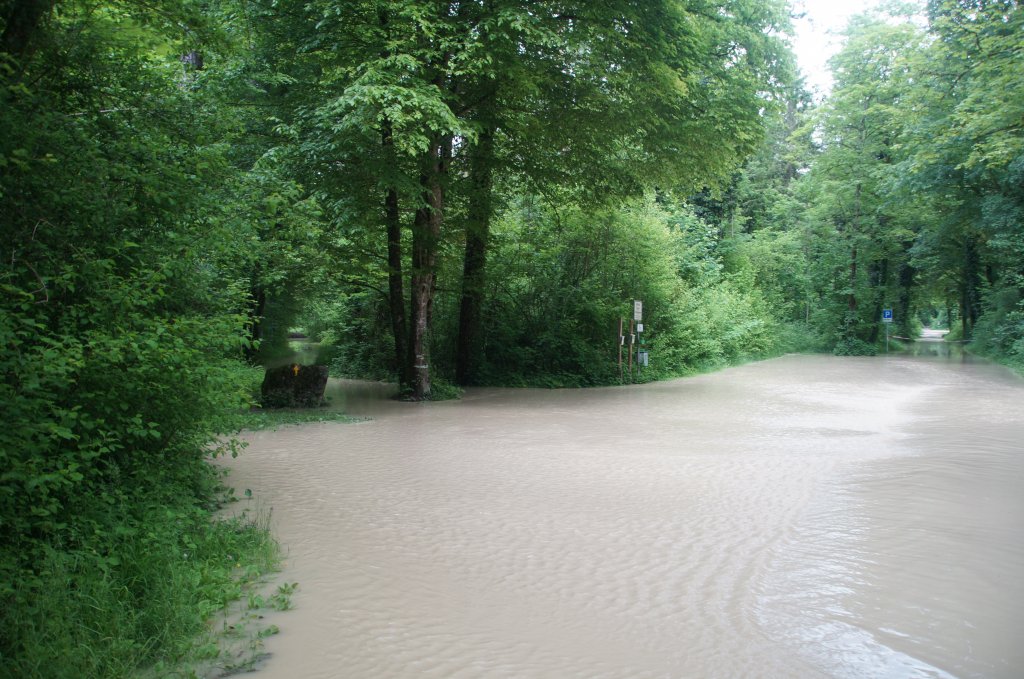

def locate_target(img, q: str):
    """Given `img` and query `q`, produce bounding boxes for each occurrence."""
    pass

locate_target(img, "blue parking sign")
[882,308,893,323]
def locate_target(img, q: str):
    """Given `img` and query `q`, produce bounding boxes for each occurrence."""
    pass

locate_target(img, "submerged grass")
[234,408,360,431]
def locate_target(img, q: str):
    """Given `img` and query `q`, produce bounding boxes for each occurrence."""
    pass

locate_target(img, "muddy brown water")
[224,351,1024,678]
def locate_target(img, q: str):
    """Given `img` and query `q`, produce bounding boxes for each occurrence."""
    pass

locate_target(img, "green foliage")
[727,229,812,323]
[758,1,1024,362]
[788,9,928,352]
[308,184,812,388]
[886,1,1022,352]
[399,377,463,402]
[971,294,1024,371]
[832,336,879,357]
[233,408,358,431]
[0,1,288,674]
[314,291,399,382]
[658,276,778,371]
[471,199,662,385]
[773,322,826,354]
[258,0,795,396]
[0,503,280,679]
[449,196,783,385]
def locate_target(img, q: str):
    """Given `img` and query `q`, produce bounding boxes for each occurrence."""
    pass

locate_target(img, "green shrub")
[398,377,463,401]
[0,503,279,679]
[833,337,878,356]
[0,14,283,675]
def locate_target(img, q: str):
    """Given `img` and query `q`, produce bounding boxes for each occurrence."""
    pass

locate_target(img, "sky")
[790,0,883,96]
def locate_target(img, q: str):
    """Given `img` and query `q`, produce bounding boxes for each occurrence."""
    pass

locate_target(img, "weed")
[234,408,359,431]
[269,582,299,611]
[1,505,285,679]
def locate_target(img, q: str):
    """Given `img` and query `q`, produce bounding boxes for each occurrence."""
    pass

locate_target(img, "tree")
[901,0,1023,347]
[452,0,795,384]
[1,1,288,672]
[262,0,792,396]
[796,9,926,351]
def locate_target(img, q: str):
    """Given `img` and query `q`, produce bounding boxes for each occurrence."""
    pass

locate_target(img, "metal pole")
[618,317,623,382]
[628,318,634,382]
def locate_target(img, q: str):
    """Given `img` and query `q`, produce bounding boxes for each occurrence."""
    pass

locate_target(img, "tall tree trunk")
[407,138,449,399]
[896,241,915,336]
[845,181,861,341]
[376,13,410,388]
[381,122,409,388]
[1,0,54,59]
[244,286,267,362]
[867,257,887,344]
[848,245,858,315]
[455,127,495,385]
[960,233,982,339]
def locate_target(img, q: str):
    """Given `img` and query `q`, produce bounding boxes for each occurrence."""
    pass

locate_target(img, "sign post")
[633,301,644,377]
[618,301,648,381]
[618,317,624,381]
[882,308,893,352]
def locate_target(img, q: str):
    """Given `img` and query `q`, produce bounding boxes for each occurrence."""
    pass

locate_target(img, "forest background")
[1,0,1021,676]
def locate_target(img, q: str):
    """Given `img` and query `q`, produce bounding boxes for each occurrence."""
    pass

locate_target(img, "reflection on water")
[225,353,1024,679]
[322,378,400,415]
[759,355,1024,679]
[901,330,968,361]
[906,340,965,359]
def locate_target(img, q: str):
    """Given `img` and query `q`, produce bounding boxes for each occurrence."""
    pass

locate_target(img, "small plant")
[269,582,299,611]
[257,625,280,639]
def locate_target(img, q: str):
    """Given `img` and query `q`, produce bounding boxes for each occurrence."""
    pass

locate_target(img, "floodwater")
[224,348,1024,678]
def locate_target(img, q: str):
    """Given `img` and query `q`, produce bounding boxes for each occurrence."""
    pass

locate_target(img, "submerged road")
[224,352,1024,678]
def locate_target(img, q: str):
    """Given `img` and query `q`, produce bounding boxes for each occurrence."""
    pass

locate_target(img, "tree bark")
[867,257,888,344]
[845,181,861,341]
[407,138,449,399]
[381,122,410,388]
[960,233,982,339]
[848,245,858,315]
[1,0,54,59]
[244,286,267,361]
[896,242,915,336]
[455,127,495,385]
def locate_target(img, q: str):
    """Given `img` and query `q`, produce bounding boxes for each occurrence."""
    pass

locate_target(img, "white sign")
[633,300,643,322]
[636,323,644,333]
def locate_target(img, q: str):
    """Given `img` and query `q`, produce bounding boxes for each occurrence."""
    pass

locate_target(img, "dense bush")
[308,194,803,388]
[971,293,1024,370]
[0,6,280,675]
[1,503,279,679]
[311,292,398,381]
[309,195,794,388]
[832,337,879,357]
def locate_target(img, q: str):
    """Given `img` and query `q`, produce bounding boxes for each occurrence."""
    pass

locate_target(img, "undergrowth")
[0,498,282,679]
[234,408,360,430]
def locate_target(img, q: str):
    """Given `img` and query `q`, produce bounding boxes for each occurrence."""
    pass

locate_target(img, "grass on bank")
[1,499,282,679]
[1,362,365,679]
[234,407,360,431]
